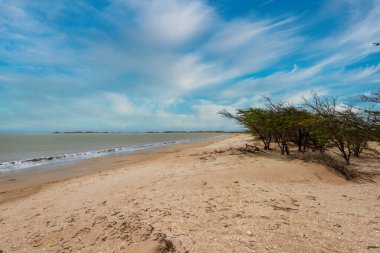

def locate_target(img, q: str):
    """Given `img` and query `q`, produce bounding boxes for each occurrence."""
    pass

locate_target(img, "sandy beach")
[0,134,379,252]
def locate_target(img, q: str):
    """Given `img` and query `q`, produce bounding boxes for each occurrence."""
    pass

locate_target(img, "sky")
[0,0,379,133]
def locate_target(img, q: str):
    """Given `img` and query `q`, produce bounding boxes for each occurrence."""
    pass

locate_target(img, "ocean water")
[0,132,225,173]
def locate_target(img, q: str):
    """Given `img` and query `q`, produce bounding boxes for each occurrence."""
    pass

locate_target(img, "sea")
[0,132,225,173]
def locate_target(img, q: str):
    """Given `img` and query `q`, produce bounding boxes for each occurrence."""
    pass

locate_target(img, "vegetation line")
[220,91,380,180]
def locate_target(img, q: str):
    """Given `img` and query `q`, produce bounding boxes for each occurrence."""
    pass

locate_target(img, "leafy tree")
[219,108,274,150]
[261,97,316,155]
[220,92,379,163]
[220,100,314,155]
[303,93,376,164]
[359,89,380,140]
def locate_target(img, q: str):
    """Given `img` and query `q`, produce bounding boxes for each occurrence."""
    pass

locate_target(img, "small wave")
[0,136,220,173]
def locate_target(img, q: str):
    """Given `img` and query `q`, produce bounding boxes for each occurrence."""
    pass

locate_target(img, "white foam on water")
[0,136,222,173]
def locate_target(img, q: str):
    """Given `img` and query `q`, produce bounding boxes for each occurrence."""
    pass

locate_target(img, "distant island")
[52,130,239,134]
[52,131,115,134]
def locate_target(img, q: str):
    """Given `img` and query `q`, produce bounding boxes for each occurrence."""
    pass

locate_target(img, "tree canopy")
[220,93,379,164]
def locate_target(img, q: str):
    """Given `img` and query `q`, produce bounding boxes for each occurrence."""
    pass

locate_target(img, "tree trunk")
[284,143,290,155]
[277,141,284,155]
[298,129,302,151]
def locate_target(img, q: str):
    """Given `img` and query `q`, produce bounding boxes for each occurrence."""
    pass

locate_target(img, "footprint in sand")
[305,195,317,201]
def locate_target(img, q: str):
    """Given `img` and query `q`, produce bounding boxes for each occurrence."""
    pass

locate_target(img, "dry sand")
[0,134,379,252]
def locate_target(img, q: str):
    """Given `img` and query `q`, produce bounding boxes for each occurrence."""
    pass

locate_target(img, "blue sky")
[0,0,379,132]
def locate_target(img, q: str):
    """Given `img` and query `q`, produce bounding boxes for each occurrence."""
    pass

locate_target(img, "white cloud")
[0,0,302,98]
[122,0,215,46]
[169,54,235,92]
[286,89,327,105]
[201,17,303,74]
[218,0,380,103]
[1,0,379,132]
[336,1,380,48]
[104,92,150,116]
[154,100,241,131]
[340,64,380,83]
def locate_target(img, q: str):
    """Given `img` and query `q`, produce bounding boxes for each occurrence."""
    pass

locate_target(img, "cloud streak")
[0,0,379,132]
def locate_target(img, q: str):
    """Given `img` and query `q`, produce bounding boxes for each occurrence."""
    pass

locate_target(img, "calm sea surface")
[0,132,225,172]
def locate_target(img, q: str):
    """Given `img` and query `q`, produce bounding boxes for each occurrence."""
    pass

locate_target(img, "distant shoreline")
[0,134,233,204]
[52,130,242,134]
[0,132,228,173]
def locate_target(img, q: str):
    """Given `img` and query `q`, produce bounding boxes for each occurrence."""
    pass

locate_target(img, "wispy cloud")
[0,0,379,132]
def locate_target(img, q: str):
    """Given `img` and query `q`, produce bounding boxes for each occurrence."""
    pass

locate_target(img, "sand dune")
[0,134,379,252]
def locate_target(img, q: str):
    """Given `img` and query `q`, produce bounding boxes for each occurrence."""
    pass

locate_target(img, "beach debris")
[154,233,176,253]
[242,143,261,153]
[296,152,375,181]
[271,204,298,212]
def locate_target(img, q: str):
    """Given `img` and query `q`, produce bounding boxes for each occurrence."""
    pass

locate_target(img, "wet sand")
[0,136,228,205]
[0,134,379,252]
